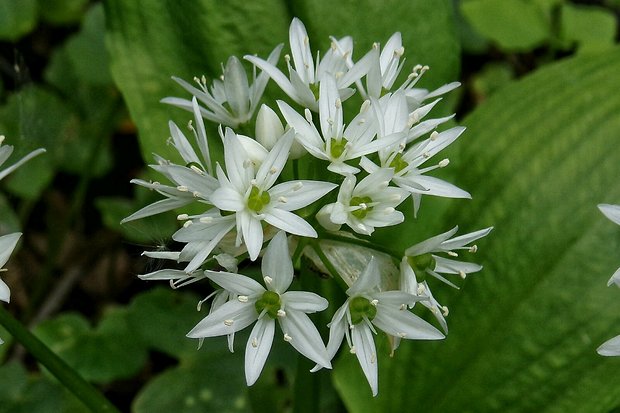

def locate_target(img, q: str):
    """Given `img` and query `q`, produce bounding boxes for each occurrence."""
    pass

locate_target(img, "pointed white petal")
[0,278,10,303]
[224,56,250,118]
[277,101,324,152]
[599,204,620,225]
[187,300,257,338]
[262,231,293,293]
[404,227,459,256]
[373,305,444,340]
[269,180,337,211]
[245,55,300,103]
[282,291,328,312]
[263,208,317,238]
[351,323,378,396]
[434,256,483,275]
[206,270,264,296]
[399,175,471,199]
[0,233,21,268]
[241,212,264,261]
[255,130,293,190]
[347,257,380,296]
[607,267,620,287]
[440,227,493,250]
[0,148,46,181]
[245,317,275,385]
[289,18,314,84]
[210,187,245,212]
[279,310,331,369]
[598,334,620,356]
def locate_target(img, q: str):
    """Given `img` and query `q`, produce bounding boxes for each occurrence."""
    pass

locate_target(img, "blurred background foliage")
[0,0,619,411]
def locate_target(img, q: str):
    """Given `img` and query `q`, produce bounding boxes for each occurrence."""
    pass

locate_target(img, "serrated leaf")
[461,0,550,51]
[334,47,620,412]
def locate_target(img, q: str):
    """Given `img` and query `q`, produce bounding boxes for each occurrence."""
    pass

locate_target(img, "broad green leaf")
[125,287,203,359]
[0,0,38,41]
[461,0,550,51]
[0,362,88,413]
[560,4,617,53]
[35,309,148,383]
[104,0,291,163]
[334,47,620,412]
[37,0,88,25]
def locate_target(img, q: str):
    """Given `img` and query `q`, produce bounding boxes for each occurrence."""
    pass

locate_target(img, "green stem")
[0,306,120,413]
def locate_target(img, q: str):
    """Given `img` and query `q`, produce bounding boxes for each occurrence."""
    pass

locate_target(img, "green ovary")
[255,290,281,319]
[329,138,348,159]
[350,196,373,219]
[247,185,271,212]
[389,153,408,173]
[348,296,377,325]
[408,253,436,273]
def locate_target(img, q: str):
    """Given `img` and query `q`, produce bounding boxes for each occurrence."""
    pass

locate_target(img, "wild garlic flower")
[187,231,332,385]
[245,18,368,111]
[314,257,444,396]
[162,48,282,129]
[597,204,620,356]
[279,74,401,175]
[210,128,336,260]
[317,168,408,235]
[404,226,493,288]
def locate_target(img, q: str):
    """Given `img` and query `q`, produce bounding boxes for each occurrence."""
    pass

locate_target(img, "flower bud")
[256,104,284,150]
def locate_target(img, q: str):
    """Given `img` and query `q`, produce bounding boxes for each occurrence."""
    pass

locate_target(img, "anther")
[442,306,449,316]
[277,309,286,317]
[183,221,193,228]
[335,98,342,109]
[284,333,293,342]
[177,185,189,192]
[284,54,291,63]
[384,207,395,214]
[417,284,426,295]
[269,167,277,174]
[293,182,303,190]
[304,108,313,123]
[190,165,205,175]
[192,191,201,197]
[469,245,478,253]
[199,216,213,224]
[397,332,407,338]
[439,159,450,168]
[251,338,258,347]
[447,251,458,257]
[224,319,234,326]
[459,271,467,279]
[278,196,287,203]
[263,276,273,285]
[350,346,356,354]
[238,295,249,303]
[430,131,439,141]
[370,299,379,306]
[177,214,189,220]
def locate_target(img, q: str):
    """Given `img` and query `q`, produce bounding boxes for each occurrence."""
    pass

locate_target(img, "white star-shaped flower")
[317,168,408,235]
[404,226,493,288]
[210,128,337,260]
[162,47,282,129]
[314,257,443,396]
[187,231,332,385]
[245,18,369,111]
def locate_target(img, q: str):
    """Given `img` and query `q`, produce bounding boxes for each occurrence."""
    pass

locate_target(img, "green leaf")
[461,0,550,51]
[37,0,88,25]
[0,362,88,413]
[0,0,38,41]
[125,287,203,359]
[334,47,620,412]
[34,310,148,384]
[560,4,617,53]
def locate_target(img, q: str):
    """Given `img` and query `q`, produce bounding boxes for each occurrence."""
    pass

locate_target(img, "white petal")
[224,56,250,118]
[269,180,337,211]
[289,18,314,85]
[607,267,620,287]
[598,334,620,356]
[245,317,275,385]
[404,227,459,256]
[399,175,471,199]
[241,212,264,261]
[351,323,378,396]
[440,227,493,250]
[318,74,341,140]
[599,204,620,226]
[262,231,293,293]
[263,208,317,238]
[311,304,347,373]
[245,54,300,103]
[0,148,46,181]
[187,300,257,338]
[255,130,293,190]
[434,256,483,275]
[279,309,331,369]
[210,187,245,212]
[0,233,21,268]
[347,257,380,296]
[282,291,328,312]
[277,101,324,152]
[373,291,420,307]
[206,270,265,296]
[373,305,445,340]
[0,278,10,303]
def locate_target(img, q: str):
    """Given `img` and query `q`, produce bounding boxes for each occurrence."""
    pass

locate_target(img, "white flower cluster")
[126,18,492,395]
[0,135,45,344]
[597,204,620,356]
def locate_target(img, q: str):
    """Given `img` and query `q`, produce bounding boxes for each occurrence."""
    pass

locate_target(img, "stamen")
[278,196,287,203]
[190,165,205,175]
[284,333,293,342]
[335,98,342,109]
[192,191,201,197]
[238,295,249,303]
[277,309,286,317]
[293,182,303,191]
[370,353,377,364]
[304,108,313,123]
[370,299,379,306]
[200,216,213,224]
[183,221,193,228]
[439,158,450,168]
[459,271,467,279]
[417,284,426,295]
[263,276,273,285]
[430,131,439,141]
[397,332,407,338]
[447,251,458,257]
[177,185,189,192]
[442,306,450,316]
[251,337,258,347]
[224,319,234,327]
[350,346,356,354]
[469,245,478,253]
[284,54,291,63]
[177,214,189,221]
[269,167,277,174]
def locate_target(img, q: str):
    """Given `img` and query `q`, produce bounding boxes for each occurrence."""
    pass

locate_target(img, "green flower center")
[328,138,348,159]
[389,153,409,173]
[350,196,373,219]
[255,290,281,319]
[247,185,271,213]
[408,253,436,273]
[348,296,377,325]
